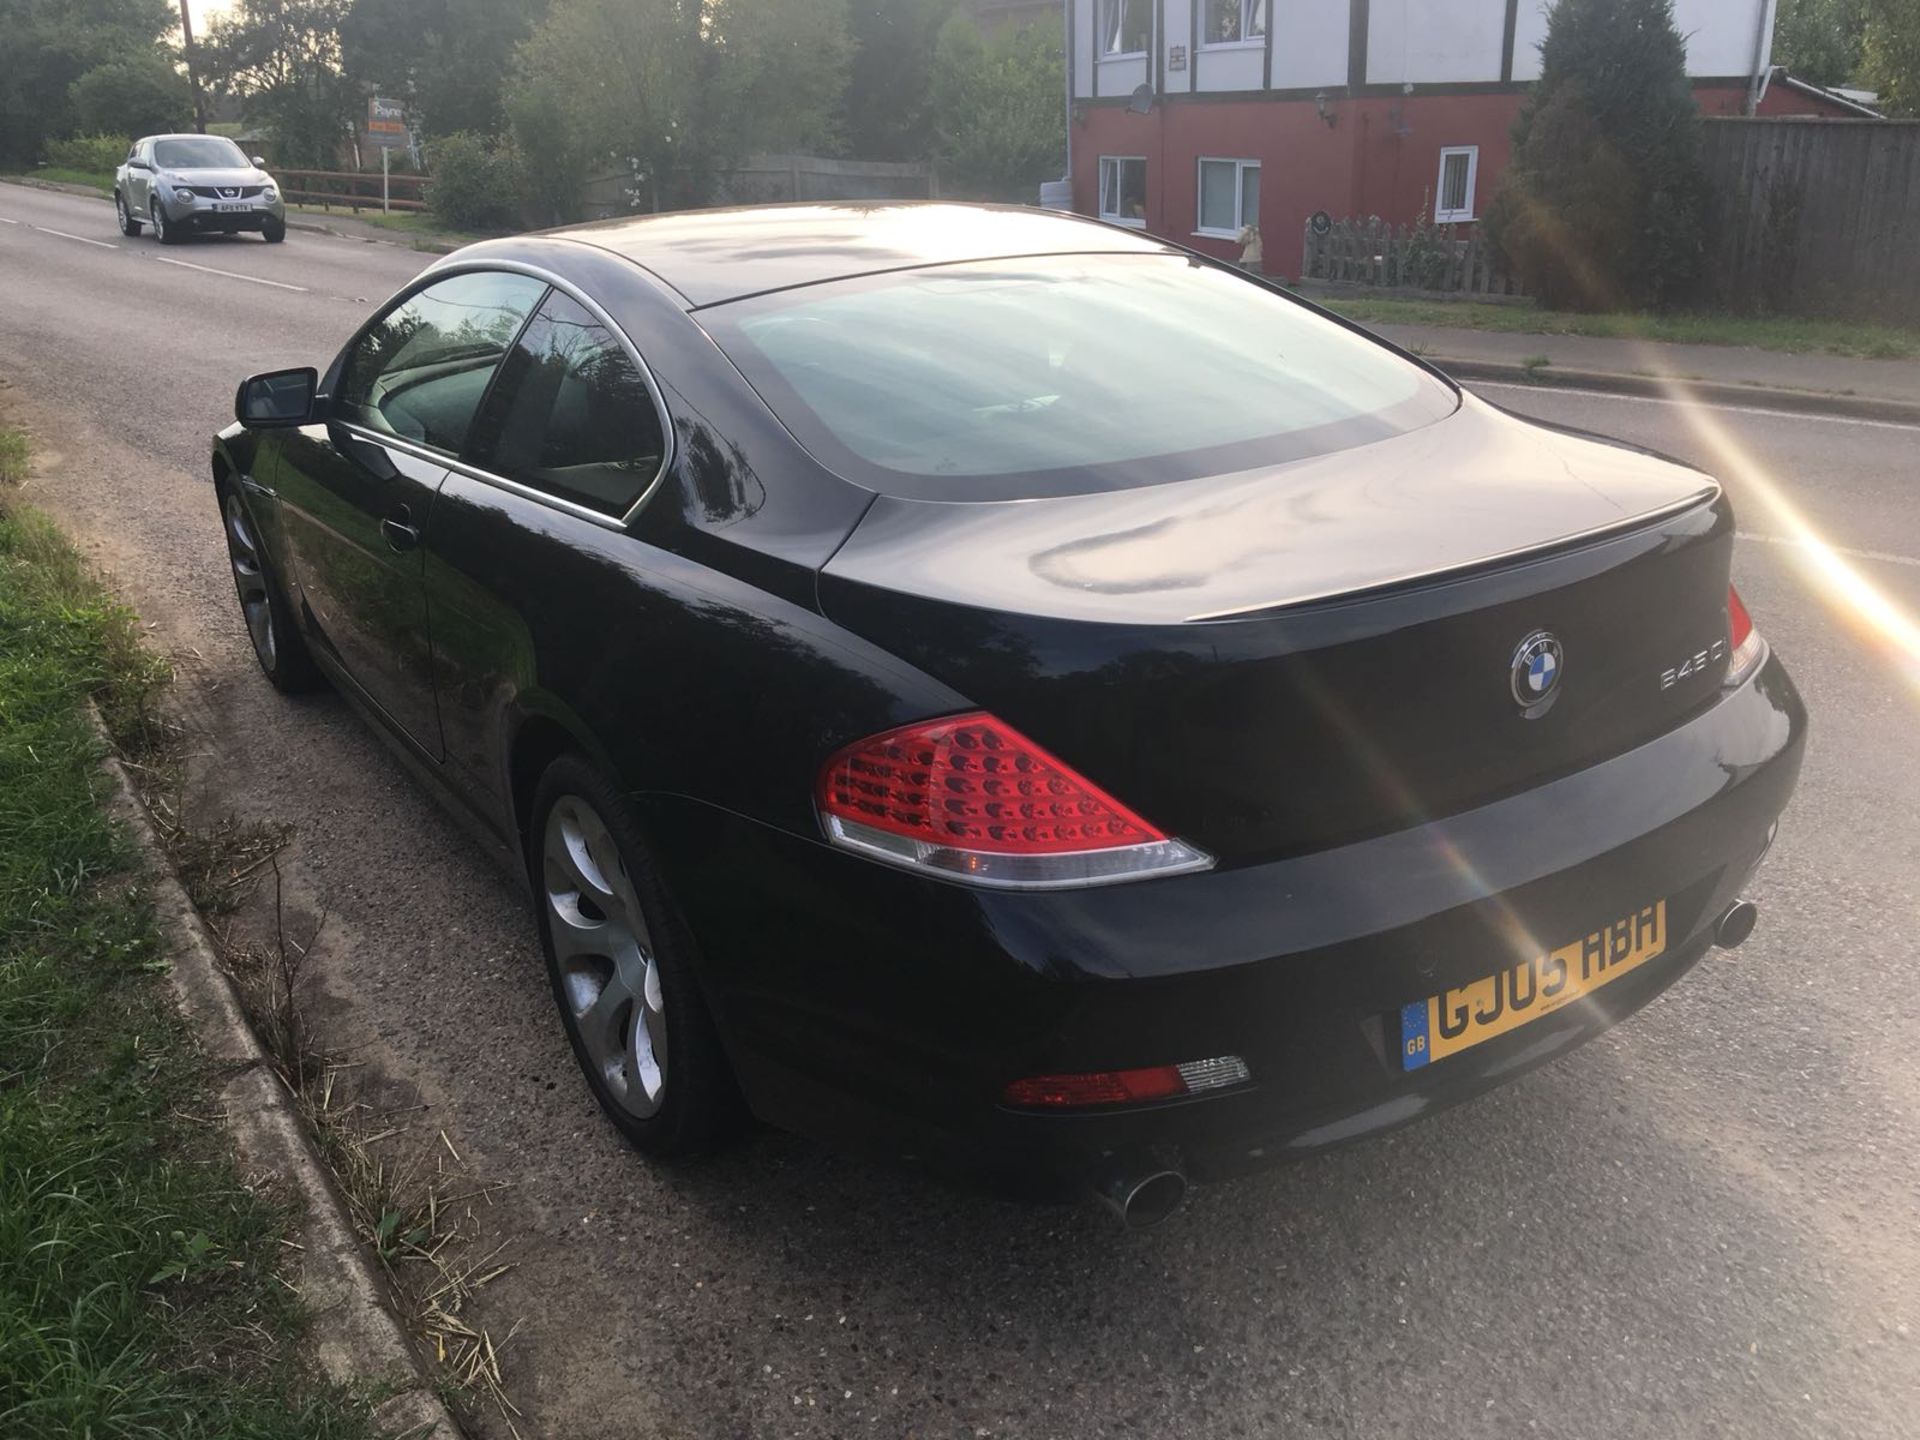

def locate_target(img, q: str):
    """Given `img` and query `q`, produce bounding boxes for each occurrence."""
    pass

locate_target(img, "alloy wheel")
[222,493,275,667]
[543,795,668,1118]
[150,201,165,242]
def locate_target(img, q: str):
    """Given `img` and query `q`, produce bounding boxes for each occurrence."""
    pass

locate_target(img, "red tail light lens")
[816,713,1213,889]
[1002,1056,1251,1109]
[1726,584,1764,684]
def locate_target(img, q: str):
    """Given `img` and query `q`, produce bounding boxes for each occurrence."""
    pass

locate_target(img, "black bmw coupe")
[213,204,1805,1226]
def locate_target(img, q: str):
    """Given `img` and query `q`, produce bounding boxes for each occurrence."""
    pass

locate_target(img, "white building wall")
[1166,0,1195,92]
[1513,0,1769,82]
[1271,0,1351,90]
[1510,0,1550,83]
[1366,0,1505,84]
[1074,0,1097,97]
[1072,0,1774,99]
[1672,0,1770,76]
[1195,42,1266,93]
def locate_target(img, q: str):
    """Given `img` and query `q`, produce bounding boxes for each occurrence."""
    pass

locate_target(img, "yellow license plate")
[1400,900,1667,1070]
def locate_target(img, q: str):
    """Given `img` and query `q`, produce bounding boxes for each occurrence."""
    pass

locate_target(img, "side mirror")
[252,155,267,167]
[128,158,150,171]
[236,367,318,427]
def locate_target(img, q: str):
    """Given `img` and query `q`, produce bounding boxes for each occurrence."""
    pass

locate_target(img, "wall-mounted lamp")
[1314,91,1338,128]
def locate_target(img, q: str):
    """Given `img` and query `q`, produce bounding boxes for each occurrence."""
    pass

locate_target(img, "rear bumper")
[644,652,1806,1199]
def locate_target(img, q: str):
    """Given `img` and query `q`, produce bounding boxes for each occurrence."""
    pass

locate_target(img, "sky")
[185,0,234,37]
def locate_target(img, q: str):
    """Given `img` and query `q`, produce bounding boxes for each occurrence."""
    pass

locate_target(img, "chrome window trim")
[336,257,678,532]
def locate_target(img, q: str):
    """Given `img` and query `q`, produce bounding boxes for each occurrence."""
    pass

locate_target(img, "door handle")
[381,505,420,553]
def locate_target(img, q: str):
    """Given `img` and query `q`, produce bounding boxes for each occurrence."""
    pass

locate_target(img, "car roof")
[548,202,1176,309]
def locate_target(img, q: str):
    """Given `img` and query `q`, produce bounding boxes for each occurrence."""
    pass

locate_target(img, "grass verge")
[1320,296,1920,362]
[286,205,494,247]
[0,424,377,1439]
[5,167,115,195]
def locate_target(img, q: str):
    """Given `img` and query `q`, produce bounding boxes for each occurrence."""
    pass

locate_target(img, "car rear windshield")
[154,137,248,169]
[698,253,1458,501]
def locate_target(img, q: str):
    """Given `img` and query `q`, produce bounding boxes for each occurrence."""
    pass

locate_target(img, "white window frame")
[1434,146,1480,225]
[1099,156,1148,227]
[1193,156,1259,239]
[1100,0,1151,58]
[1200,0,1267,49]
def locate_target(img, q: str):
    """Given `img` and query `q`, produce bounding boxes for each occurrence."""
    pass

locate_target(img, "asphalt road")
[3,182,1915,1440]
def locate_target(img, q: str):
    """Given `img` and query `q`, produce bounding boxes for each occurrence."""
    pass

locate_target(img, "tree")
[0,0,175,164]
[1863,0,1920,113]
[842,0,957,160]
[1773,0,1868,87]
[507,0,852,216]
[70,53,193,139]
[930,15,1064,202]
[203,0,358,168]
[1483,0,1708,312]
[341,0,545,141]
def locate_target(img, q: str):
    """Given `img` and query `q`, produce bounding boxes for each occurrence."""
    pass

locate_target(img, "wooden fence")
[578,153,934,219]
[276,168,428,214]
[1300,217,1523,297]
[1698,117,1920,322]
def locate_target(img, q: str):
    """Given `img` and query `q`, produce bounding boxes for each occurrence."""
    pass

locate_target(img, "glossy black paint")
[210,205,1807,1197]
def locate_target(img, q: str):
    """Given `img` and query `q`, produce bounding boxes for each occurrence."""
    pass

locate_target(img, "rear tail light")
[1726,584,1765,684]
[816,712,1213,889]
[1002,1056,1251,1109]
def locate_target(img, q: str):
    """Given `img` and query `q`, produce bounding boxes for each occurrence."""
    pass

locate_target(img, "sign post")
[366,98,410,214]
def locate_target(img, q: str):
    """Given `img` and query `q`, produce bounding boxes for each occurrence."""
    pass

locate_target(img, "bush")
[69,54,192,141]
[1485,0,1708,312]
[424,131,526,231]
[44,133,129,173]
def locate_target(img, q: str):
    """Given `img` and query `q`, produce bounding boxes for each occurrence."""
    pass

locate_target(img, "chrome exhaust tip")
[1714,899,1758,950]
[1092,1155,1188,1230]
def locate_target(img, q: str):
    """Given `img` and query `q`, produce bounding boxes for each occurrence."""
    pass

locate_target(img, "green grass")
[0,429,376,1440]
[1320,296,1920,361]
[286,204,494,245]
[7,167,115,195]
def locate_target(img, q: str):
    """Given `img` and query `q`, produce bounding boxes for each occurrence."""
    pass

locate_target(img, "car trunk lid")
[817,398,1733,864]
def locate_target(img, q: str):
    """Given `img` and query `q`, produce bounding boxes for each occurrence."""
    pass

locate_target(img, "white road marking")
[1472,379,1920,433]
[0,217,19,224]
[151,255,309,292]
[1738,531,1920,570]
[34,226,116,249]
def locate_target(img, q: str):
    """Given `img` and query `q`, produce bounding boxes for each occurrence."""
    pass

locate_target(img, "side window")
[465,290,667,517]
[334,270,548,455]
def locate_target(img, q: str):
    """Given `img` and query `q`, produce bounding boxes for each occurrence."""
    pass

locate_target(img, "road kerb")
[1435,356,1920,425]
[89,706,461,1438]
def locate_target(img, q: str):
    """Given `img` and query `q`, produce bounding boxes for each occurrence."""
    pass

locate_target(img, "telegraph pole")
[178,0,208,133]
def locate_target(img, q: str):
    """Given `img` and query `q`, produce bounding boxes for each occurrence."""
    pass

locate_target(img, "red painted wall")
[1073,82,1858,279]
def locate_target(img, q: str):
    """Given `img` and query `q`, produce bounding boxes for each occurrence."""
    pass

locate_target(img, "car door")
[124,141,152,210]
[273,268,550,756]
[421,285,675,817]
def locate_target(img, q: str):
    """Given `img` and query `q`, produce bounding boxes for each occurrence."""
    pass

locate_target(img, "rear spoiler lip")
[1184,484,1722,624]
[1190,485,1720,625]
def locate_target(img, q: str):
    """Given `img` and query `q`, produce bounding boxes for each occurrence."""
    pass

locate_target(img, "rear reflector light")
[1002,1056,1251,1109]
[1726,584,1765,684]
[816,713,1213,889]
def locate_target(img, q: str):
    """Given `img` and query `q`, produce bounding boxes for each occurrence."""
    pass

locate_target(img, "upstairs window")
[1101,0,1151,56]
[1204,0,1267,46]
[1435,146,1479,224]
[1098,156,1147,226]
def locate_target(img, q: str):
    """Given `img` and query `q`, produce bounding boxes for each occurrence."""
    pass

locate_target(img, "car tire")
[150,199,181,245]
[219,485,322,693]
[262,218,286,244]
[115,192,141,236]
[530,754,743,1157]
